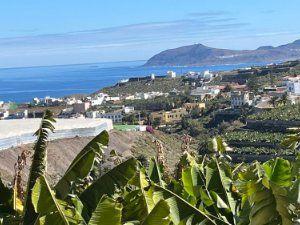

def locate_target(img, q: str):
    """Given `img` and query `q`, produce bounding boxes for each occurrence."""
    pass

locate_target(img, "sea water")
[0,60,263,103]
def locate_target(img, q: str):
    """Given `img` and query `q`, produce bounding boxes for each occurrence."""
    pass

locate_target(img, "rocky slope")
[144,39,300,66]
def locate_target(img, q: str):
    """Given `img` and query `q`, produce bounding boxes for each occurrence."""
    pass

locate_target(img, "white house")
[150,73,156,80]
[201,70,213,80]
[191,86,220,100]
[0,110,9,120]
[167,71,176,78]
[99,110,123,123]
[89,93,108,106]
[231,91,252,108]
[286,81,300,95]
[123,106,135,114]
[106,96,120,102]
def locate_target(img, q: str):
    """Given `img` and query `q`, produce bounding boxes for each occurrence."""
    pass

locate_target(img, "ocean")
[0,60,262,103]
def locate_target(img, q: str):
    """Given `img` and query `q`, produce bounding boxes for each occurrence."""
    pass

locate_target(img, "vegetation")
[224,131,286,145]
[248,104,300,121]
[101,77,187,96]
[0,111,299,225]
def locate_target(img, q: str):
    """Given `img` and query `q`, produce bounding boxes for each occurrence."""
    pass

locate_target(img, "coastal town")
[1,61,300,123]
[1,60,300,153]
[1,1,300,224]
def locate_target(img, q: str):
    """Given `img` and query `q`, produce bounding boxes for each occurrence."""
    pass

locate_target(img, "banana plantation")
[0,110,299,225]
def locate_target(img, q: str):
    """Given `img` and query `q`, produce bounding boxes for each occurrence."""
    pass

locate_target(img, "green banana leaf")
[141,200,170,225]
[151,184,220,225]
[55,131,109,199]
[80,158,138,217]
[31,176,69,225]
[148,158,165,187]
[88,196,122,225]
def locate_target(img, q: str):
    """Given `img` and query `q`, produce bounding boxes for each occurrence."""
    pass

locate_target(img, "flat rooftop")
[0,118,112,139]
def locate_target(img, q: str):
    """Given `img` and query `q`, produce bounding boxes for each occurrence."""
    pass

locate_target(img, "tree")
[246,77,259,93]
[123,114,138,125]
[152,117,162,127]
[223,84,233,93]
[269,96,279,108]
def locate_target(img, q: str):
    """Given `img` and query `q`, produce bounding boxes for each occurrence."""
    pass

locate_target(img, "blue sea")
[0,60,262,103]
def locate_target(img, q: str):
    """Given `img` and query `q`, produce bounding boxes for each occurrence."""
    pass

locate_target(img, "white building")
[99,110,123,123]
[0,101,4,107]
[44,96,63,106]
[286,81,300,95]
[124,95,136,101]
[167,71,176,78]
[88,93,108,106]
[123,106,135,114]
[200,70,213,80]
[0,111,9,120]
[106,96,120,102]
[150,73,156,80]
[231,91,252,108]
[190,86,220,100]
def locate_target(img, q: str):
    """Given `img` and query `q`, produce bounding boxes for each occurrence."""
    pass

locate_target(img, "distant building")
[231,91,252,108]
[190,86,220,100]
[183,102,205,112]
[73,102,91,114]
[0,110,9,120]
[87,93,108,106]
[167,70,176,78]
[123,106,135,114]
[99,110,123,123]
[150,108,187,124]
[43,96,63,106]
[286,81,300,95]
[198,70,214,81]
[0,101,4,108]
[150,73,156,80]
[124,95,135,100]
[106,96,120,102]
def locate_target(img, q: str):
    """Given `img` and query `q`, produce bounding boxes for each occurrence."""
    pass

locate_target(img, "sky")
[0,0,300,68]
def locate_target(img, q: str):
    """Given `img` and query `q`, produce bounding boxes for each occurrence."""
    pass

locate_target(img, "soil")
[0,130,188,186]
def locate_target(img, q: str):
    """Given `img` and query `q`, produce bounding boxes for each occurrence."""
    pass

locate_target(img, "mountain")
[144,39,300,66]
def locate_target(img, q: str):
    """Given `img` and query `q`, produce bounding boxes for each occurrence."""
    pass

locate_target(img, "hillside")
[0,130,188,185]
[144,39,300,66]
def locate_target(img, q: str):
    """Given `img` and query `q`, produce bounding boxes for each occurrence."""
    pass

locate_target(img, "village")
[1,61,300,128]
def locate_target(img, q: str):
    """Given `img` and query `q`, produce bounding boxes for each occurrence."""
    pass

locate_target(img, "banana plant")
[23,110,55,225]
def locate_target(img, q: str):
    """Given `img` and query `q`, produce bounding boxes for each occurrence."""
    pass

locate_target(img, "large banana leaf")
[80,158,138,217]
[205,159,237,224]
[88,196,122,225]
[181,165,204,199]
[31,176,69,225]
[55,131,109,199]
[23,110,55,225]
[237,161,295,225]
[141,200,170,225]
[263,158,292,187]
[151,184,221,225]
[148,158,165,187]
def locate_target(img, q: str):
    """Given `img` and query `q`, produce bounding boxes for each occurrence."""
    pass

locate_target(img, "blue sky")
[0,0,300,68]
